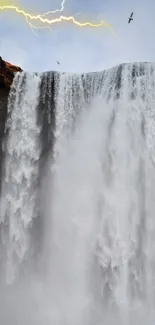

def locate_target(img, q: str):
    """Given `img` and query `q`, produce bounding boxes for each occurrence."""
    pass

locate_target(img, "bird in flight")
[57,61,60,65]
[128,12,133,23]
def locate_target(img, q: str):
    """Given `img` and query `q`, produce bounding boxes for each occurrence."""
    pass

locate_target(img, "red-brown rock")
[0,57,22,93]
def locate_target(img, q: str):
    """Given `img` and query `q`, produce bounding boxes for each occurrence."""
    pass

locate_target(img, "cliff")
[0,57,22,91]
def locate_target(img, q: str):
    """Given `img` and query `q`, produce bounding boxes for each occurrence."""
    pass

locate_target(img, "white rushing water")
[1,63,155,324]
[44,63,155,325]
[0,72,42,284]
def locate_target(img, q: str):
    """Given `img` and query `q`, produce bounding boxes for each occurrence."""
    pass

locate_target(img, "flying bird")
[128,12,133,23]
[57,61,60,65]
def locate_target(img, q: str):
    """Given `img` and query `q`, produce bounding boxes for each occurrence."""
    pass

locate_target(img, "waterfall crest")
[0,63,155,324]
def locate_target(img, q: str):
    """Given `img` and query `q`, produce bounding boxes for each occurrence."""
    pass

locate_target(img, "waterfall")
[0,72,41,283]
[0,62,155,324]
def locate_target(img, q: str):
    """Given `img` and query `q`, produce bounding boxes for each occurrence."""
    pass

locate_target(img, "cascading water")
[0,72,42,283]
[0,62,155,324]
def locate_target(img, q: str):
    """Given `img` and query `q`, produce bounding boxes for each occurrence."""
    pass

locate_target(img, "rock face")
[0,57,22,185]
[0,57,22,92]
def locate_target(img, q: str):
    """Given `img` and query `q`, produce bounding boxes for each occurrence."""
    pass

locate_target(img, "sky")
[0,0,154,73]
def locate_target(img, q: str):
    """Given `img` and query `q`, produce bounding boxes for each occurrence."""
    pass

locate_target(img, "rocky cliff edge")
[0,57,22,94]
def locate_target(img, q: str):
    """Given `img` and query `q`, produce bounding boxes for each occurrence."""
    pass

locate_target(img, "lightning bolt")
[25,0,66,35]
[39,0,65,17]
[0,1,116,36]
[26,0,66,35]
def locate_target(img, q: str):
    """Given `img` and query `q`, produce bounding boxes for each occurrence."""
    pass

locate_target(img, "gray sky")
[0,0,154,72]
